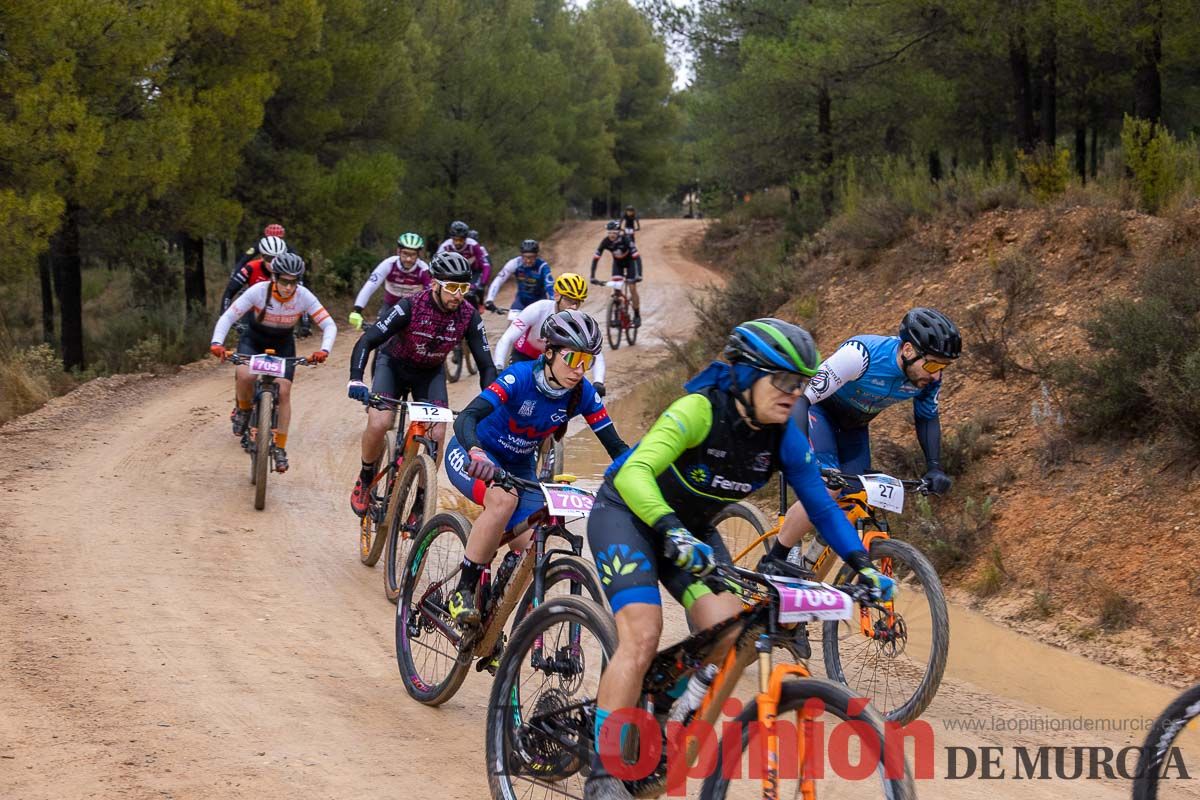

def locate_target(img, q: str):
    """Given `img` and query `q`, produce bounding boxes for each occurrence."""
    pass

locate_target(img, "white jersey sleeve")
[804,339,870,404]
[211,282,269,344]
[485,256,522,305]
[355,259,394,309]
[593,350,607,384]
[300,287,337,353]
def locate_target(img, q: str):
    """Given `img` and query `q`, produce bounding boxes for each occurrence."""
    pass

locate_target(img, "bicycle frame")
[410,497,592,668]
[729,472,900,656]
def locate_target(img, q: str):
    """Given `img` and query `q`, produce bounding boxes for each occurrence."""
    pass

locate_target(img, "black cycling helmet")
[449,220,470,238]
[541,310,603,355]
[519,239,540,254]
[899,307,961,360]
[269,252,306,278]
[724,318,821,376]
[605,220,621,231]
[429,251,472,282]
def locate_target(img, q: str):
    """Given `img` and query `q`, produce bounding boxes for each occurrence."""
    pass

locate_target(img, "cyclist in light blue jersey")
[761,307,961,570]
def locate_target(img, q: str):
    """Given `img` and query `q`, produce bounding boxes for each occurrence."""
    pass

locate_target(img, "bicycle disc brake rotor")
[515,688,583,779]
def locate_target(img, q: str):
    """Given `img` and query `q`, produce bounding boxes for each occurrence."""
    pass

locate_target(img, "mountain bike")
[1133,681,1200,799]
[355,394,450,608]
[484,561,915,800]
[593,277,637,349]
[447,287,485,383]
[396,469,605,707]
[716,468,949,725]
[227,352,312,511]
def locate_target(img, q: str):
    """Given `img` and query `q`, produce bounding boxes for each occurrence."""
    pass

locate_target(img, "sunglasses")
[274,277,299,288]
[559,350,596,371]
[768,371,809,394]
[437,280,471,295]
[920,357,950,374]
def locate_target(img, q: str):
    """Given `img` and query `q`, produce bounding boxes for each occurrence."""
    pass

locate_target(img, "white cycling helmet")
[258,235,288,257]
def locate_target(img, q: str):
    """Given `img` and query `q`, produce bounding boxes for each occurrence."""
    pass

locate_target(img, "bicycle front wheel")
[253,391,273,510]
[447,344,464,383]
[699,677,915,799]
[396,511,472,706]
[713,501,772,564]
[384,453,438,603]
[1133,682,1200,800]
[823,537,948,725]
[486,595,617,800]
[606,297,622,350]
[536,437,566,482]
[625,296,638,346]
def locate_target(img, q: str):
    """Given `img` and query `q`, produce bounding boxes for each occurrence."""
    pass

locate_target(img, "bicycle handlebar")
[819,467,929,495]
[360,393,458,415]
[709,560,886,609]
[227,353,314,367]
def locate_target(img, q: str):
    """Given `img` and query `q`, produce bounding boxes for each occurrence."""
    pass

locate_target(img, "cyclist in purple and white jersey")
[436,220,492,293]
[348,232,430,330]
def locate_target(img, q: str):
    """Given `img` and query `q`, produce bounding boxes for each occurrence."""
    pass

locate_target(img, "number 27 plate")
[248,354,285,376]
[860,473,904,513]
[541,485,596,518]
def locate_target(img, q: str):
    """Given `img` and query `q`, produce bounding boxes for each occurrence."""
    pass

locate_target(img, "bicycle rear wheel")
[384,453,438,603]
[465,344,477,375]
[486,595,617,800]
[699,677,915,799]
[606,297,622,350]
[253,391,273,510]
[396,511,472,706]
[358,430,394,566]
[1133,681,1200,800]
[823,537,948,725]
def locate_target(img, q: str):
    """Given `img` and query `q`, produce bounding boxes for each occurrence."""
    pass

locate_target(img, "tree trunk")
[38,251,55,345]
[928,148,943,183]
[50,203,84,370]
[1039,26,1057,146]
[1009,29,1036,152]
[220,238,229,268]
[180,233,206,317]
[1133,0,1163,124]
[1075,125,1087,184]
[817,83,834,216]
[1090,125,1099,179]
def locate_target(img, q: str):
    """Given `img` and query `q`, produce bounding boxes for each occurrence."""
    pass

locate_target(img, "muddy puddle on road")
[561,378,1198,785]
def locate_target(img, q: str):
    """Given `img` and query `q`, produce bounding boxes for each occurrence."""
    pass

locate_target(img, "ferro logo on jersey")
[712,475,752,492]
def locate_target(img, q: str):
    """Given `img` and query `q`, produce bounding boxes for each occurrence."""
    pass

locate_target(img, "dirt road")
[0,220,1192,799]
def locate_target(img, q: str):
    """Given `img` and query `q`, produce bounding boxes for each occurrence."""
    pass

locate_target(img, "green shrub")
[1056,256,1200,441]
[1081,207,1129,251]
[893,493,994,574]
[971,547,1008,597]
[1098,585,1137,631]
[0,343,59,423]
[1016,145,1072,203]
[1121,116,1199,213]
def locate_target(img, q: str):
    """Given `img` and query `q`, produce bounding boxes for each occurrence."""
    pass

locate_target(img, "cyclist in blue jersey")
[444,310,629,627]
[762,307,962,569]
[483,239,554,314]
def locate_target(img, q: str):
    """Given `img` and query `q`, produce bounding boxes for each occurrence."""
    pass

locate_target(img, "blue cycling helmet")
[724,318,820,376]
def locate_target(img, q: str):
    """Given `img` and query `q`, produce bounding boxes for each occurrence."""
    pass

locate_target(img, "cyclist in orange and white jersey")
[209,253,337,472]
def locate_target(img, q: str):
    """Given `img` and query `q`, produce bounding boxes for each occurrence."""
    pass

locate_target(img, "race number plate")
[541,484,596,518]
[767,579,854,623]
[248,354,286,377]
[406,403,454,423]
[860,473,905,513]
